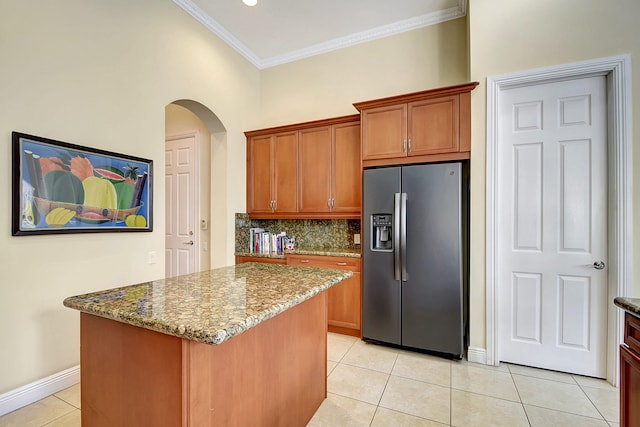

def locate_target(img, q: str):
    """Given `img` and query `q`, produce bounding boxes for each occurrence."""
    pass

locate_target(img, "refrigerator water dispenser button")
[371,214,393,252]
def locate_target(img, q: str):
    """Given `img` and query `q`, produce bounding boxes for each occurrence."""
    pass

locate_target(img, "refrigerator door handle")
[394,192,401,281]
[400,192,408,281]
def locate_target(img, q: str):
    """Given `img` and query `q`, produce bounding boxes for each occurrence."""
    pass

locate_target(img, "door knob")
[183,240,194,246]
[592,261,605,270]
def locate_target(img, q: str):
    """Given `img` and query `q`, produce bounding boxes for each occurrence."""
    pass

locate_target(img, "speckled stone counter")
[235,247,361,259]
[63,262,352,345]
[614,297,640,317]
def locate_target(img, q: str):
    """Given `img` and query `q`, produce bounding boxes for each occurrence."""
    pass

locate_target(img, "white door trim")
[485,54,633,385]
[165,130,201,274]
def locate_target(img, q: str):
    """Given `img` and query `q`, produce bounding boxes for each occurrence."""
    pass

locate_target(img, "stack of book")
[249,228,291,255]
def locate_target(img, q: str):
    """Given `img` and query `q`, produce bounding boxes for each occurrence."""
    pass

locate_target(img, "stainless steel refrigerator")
[362,162,468,358]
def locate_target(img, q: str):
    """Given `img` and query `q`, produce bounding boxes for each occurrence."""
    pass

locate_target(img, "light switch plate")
[354,233,361,245]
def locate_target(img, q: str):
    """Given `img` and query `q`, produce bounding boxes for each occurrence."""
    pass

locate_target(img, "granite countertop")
[614,297,640,317]
[63,263,352,345]
[236,247,361,259]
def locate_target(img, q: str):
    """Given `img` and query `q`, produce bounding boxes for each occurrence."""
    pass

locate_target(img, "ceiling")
[172,0,466,69]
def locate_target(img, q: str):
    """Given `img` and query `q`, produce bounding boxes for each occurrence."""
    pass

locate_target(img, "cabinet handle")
[332,198,335,209]
[327,198,331,209]
[273,200,277,211]
[336,262,347,266]
[408,138,412,153]
[300,259,310,263]
[403,139,407,152]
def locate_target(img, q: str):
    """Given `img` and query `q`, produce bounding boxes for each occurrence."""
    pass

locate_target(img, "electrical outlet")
[354,233,361,245]
[148,251,157,264]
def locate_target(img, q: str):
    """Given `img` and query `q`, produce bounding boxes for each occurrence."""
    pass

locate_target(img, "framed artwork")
[12,132,153,235]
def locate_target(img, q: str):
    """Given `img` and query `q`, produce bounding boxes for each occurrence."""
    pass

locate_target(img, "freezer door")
[362,167,401,345]
[401,163,464,355]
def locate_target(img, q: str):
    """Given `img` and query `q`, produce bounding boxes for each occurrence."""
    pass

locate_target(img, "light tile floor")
[309,333,620,427]
[0,332,620,426]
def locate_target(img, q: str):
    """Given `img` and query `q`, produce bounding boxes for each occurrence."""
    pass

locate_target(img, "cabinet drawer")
[625,313,640,354]
[286,255,360,272]
[235,256,286,265]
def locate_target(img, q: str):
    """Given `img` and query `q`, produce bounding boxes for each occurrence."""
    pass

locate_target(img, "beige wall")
[0,0,259,394]
[467,0,640,351]
[258,17,469,127]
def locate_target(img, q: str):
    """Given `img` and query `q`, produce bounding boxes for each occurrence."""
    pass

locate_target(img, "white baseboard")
[466,347,487,365]
[0,365,80,416]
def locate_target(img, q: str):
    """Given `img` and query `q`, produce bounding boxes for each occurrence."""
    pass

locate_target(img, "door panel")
[362,167,401,345]
[298,127,331,213]
[332,122,361,213]
[408,96,459,155]
[247,135,273,214]
[361,105,406,160]
[273,132,298,213]
[401,163,463,355]
[498,76,607,377]
[512,272,541,343]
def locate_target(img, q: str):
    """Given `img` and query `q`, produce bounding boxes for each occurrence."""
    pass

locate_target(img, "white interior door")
[497,76,608,377]
[165,134,198,278]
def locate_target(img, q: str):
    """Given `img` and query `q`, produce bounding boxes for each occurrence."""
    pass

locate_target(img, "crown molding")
[172,0,261,66]
[173,0,467,69]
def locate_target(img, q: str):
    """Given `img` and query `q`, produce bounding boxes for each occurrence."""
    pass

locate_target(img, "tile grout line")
[507,364,533,426]
[573,377,615,423]
[510,369,612,423]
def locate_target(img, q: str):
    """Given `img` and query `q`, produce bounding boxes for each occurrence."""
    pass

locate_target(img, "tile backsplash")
[235,213,360,253]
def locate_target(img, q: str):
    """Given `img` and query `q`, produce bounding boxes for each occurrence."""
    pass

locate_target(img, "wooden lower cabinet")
[621,312,640,426]
[235,256,286,265]
[287,254,361,337]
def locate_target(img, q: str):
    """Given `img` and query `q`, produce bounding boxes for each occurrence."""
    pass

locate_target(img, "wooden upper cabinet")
[246,135,273,215]
[332,121,361,214]
[409,95,459,156]
[355,82,479,167]
[298,126,332,213]
[246,131,298,216]
[298,121,361,215]
[360,104,407,160]
[272,132,298,213]
[246,114,360,219]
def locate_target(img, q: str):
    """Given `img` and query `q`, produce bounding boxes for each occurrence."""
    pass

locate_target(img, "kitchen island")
[63,262,352,426]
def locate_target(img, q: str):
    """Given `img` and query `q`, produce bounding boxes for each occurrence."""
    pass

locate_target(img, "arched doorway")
[165,100,227,277]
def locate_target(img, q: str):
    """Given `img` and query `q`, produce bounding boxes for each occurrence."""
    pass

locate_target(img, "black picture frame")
[12,132,153,235]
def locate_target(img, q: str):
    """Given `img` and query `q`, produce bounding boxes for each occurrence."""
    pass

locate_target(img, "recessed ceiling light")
[243,0,257,6]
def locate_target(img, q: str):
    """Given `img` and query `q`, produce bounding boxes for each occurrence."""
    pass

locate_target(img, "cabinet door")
[247,135,273,214]
[272,132,298,213]
[408,95,459,156]
[620,344,640,427]
[287,255,361,337]
[361,104,407,161]
[332,122,361,214]
[298,126,332,213]
[328,272,361,333]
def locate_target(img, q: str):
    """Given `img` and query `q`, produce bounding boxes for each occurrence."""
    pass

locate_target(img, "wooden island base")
[80,292,328,426]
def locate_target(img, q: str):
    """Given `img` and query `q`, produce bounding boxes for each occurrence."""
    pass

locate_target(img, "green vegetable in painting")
[114,181,135,210]
[43,170,84,204]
